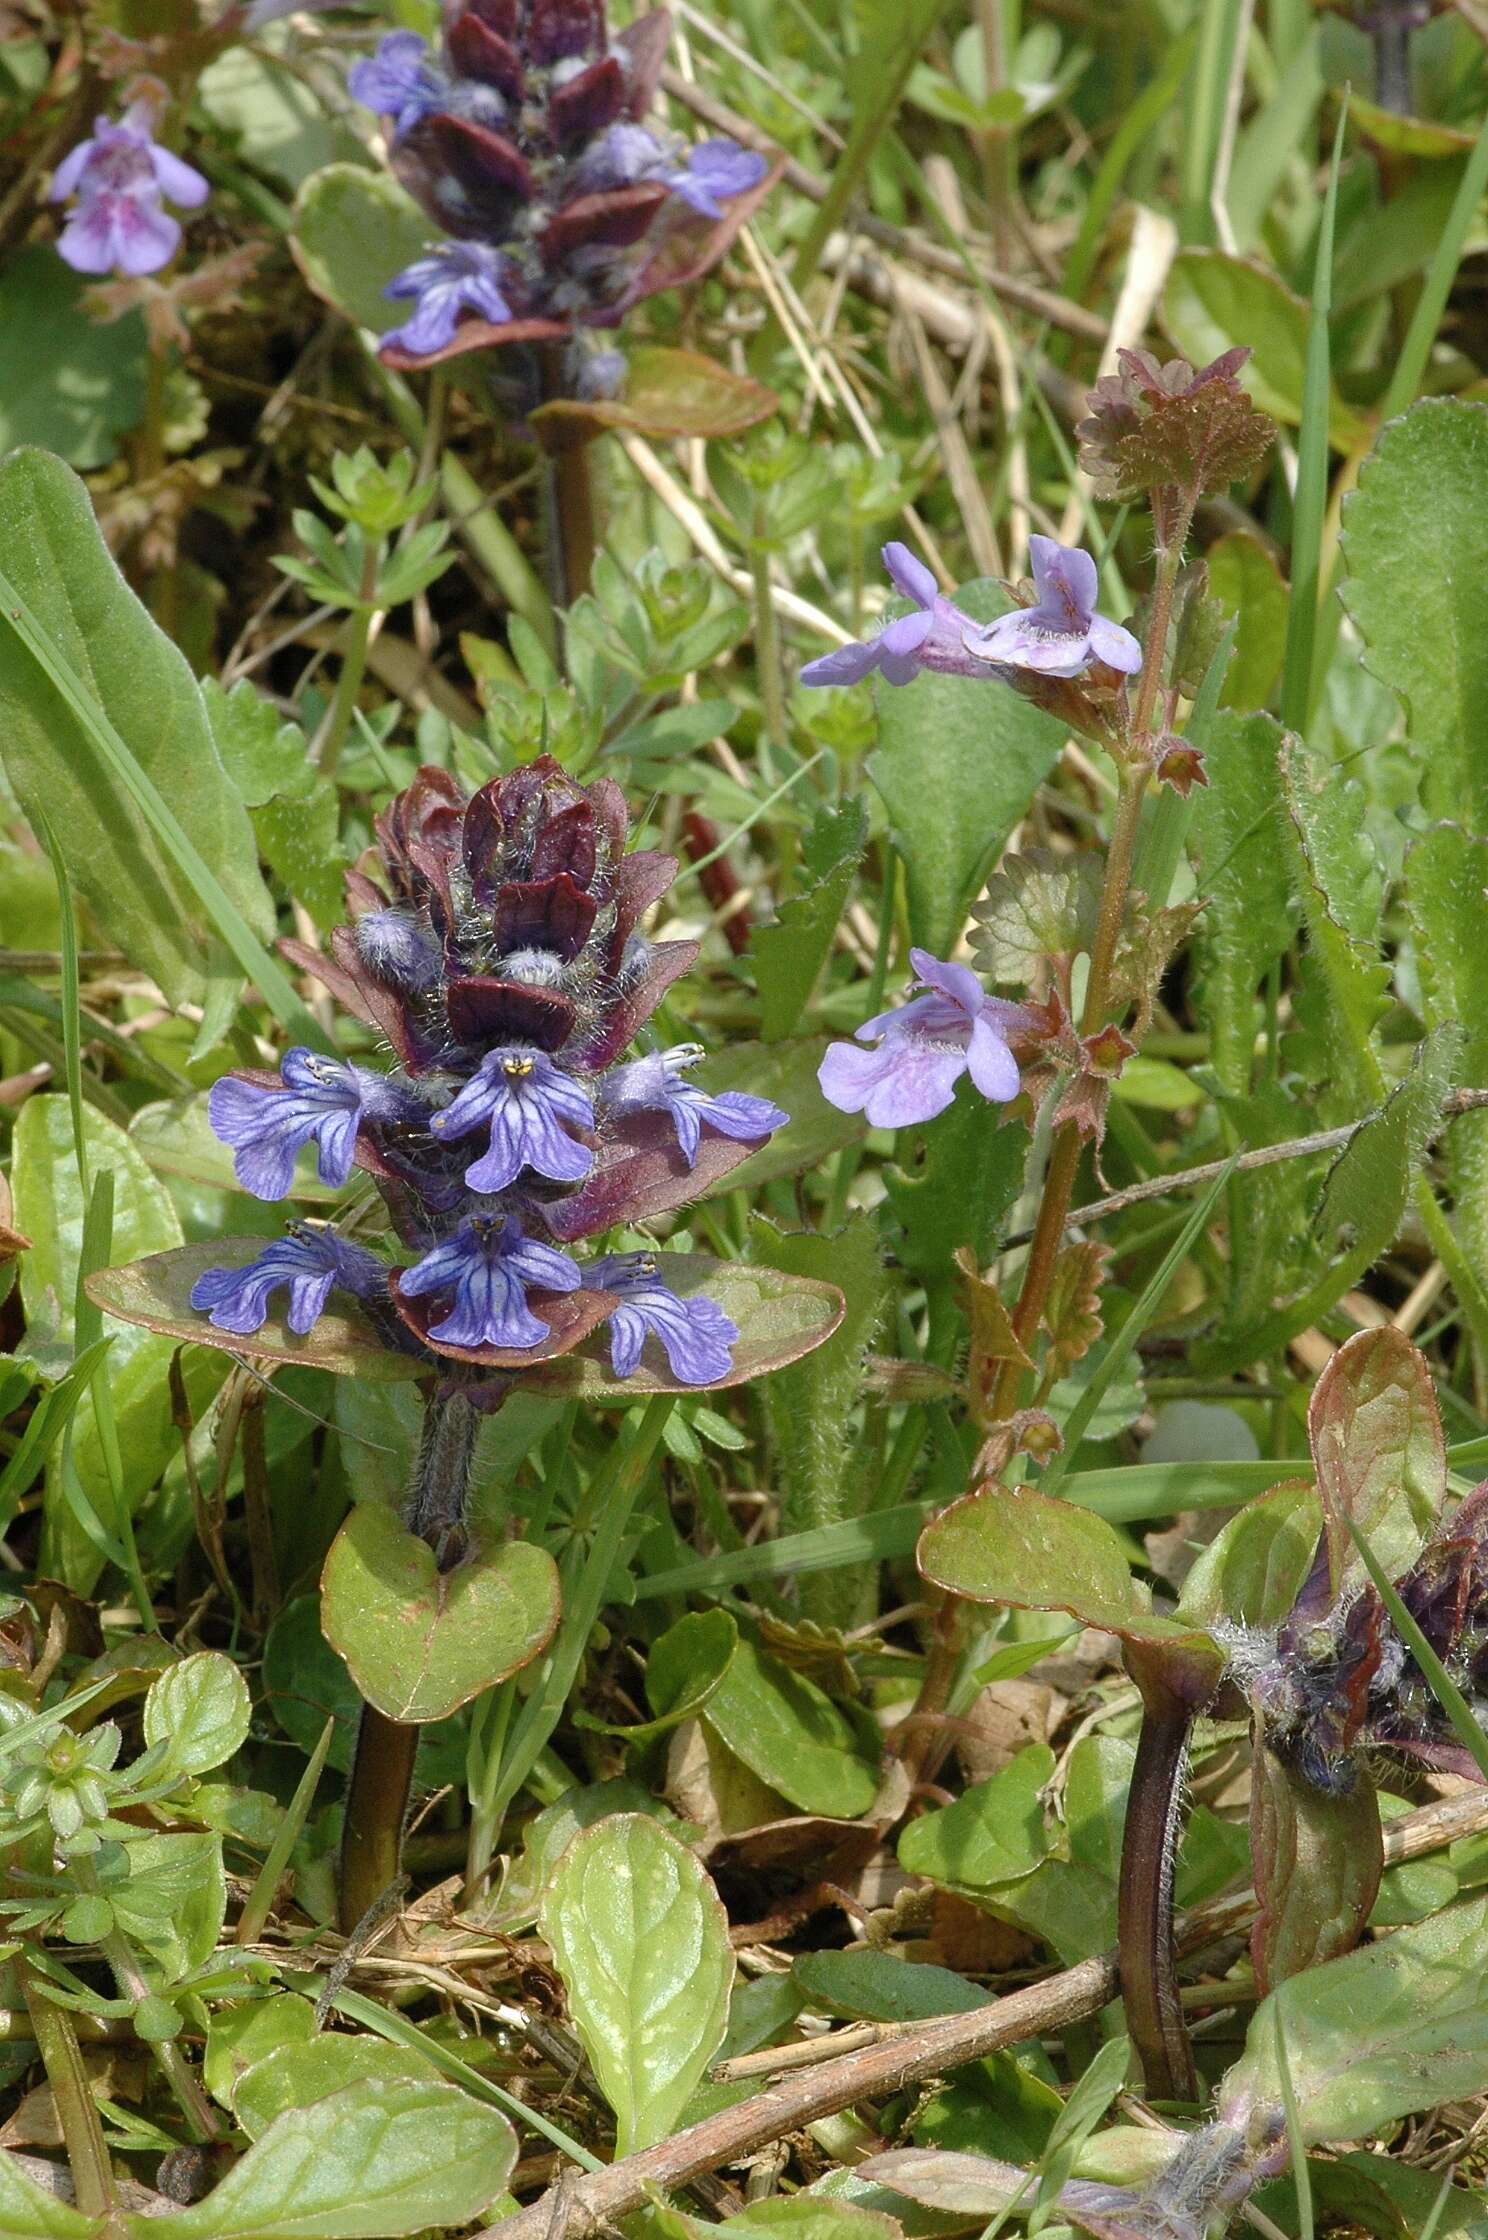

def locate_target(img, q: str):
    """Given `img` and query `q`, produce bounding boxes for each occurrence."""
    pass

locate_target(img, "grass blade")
[1281,100,1347,734]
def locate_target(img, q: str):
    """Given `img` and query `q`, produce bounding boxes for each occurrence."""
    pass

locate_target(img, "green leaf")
[0,448,276,1015]
[1248,1750,1383,1992]
[1405,822,1488,1369]
[918,1483,1224,1695]
[1225,1888,1488,2143]
[541,1814,734,2155]
[750,1211,886,1629]
[791,1950,989,2022]
[1177,1479,1320,1631]
[883,1093,1028,1278]
[702,1632,880,1819]
[203,678,313,808]
[896,1746,1054,1898]
[204,1994,317,2112]
[1341,399,1488,829]
[85,1240,424,1383]
[319,1506,561,1724]
[233,2038,433,2142]
[579,1609,738,1742]
[1190,709,1296,1088]
[12,1097,226,1587]
[530,346,779,448]
[1278,731,1389,1111]
[253,782,345,929]
[143,1652,252,1779]
[724,2202,905,2240]
[0,2148,102,2238]
[754,800,868,1042]
[1207,531,1288,712]
[111,1831,226,1980]
[869,580,1064,954]
[290,164,433,331]
[0,247,147,468]
[127,2075,517,2238]
[1162,248,1368,447]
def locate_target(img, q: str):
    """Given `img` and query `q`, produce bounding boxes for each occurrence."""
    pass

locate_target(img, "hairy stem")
[19,1953,115,2219]
[1117,1687,1199,2101]
[538,346,598,618]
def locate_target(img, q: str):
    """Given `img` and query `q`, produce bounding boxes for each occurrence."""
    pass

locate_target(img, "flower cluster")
[347,0,771,367]
[193,759,786,1385]
[50,100,208,280]
[802,537,1140,696]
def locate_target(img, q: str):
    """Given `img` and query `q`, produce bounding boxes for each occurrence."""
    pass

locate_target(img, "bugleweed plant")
[11,0,1488,2234]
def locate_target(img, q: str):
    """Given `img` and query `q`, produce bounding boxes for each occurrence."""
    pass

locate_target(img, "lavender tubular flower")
[190,1228,387,1337]
[819,949,1031,1129]
[799,544,995,689]
[208,1049,412,1201]
[348,32,448,137]
[400,1215,581,1349]
[589,1253,739,1384]
[430,1045,594,1191]
[963,535,1142,678]
[600,1046,786,1166]
[50,104,208,279]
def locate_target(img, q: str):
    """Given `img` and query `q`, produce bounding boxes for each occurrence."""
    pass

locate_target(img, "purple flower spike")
[348,33,447,138]
[401,1214,581,1349]
[662,140,769,219]
[589,1253,739,1384]
[207,1049,413,1201]
[190,1227,387,1337]
[800,543,994,690]
[600,1045,787,1167]
[963,535,1142,679]
[430,1045,594,1193]
[818,949,1032,1129]
[51,104,208,279]
[380,241,512,358]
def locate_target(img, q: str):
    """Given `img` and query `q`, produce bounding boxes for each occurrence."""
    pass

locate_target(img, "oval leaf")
[320,1505,560,1724]
[702,1632,880,1819]
[86,1241,425,1383]
[137,2075,516,2238]
[1307,1326,1445,1606]
[144,1651,252,1778]
[290,165,431,333]
[541,1813,734,2155]
[530,346,778,451]
[1248,1749,1383,1993]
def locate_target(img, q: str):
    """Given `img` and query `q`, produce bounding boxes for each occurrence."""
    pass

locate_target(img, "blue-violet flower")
[430,1045,594,1192]
[190,1227,387,1337]
[348,32,448,138]
[400,1215,581,1350]
[601,1045,787,1166]
[590,1252,739,1384]
[963,535,1142,678]
[818,949,1031,1128]
[208,1048,413,1201]
[381,241,512,357]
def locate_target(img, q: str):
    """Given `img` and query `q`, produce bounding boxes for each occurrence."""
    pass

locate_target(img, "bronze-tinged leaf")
[544,1109,762,1240]
[529,347,779,454]
[1307,1326,1446,1607]
[1043,1241,1110,1382]
[389,1274,617,1368]
[1077,344,1275,503]
[1249,1744,1382,1991]
[85,1243,425,1382]
[954,1245,1031,1423]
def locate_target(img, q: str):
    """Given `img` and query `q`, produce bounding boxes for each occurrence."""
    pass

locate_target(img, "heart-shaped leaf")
[86,1242,424,1382]
[530,346,778,452]
[320,1506,560,1723]
[542,1814,734,2155]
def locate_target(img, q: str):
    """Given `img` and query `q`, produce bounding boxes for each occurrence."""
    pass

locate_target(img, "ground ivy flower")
[590,1253,739,1383]
[963,536,1142,679]
[600,1046,787,1166]
[208,1049,415,1201]
[818,950,1032,1128]
[800,543,992,689]
[50,104,208,278]
[348,31,447,137]
[381,240,512,357]
[430,1045,594,1192]
[400,1215,581,1350]
[190,1228,387,1338]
